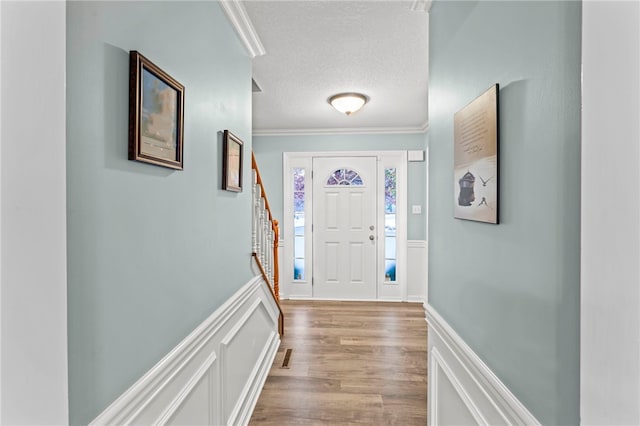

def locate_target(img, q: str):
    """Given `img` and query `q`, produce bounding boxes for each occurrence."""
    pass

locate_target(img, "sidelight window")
[293,168,305,280]
[384,168,397,282]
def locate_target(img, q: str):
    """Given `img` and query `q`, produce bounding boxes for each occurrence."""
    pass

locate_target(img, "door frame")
[282,151,408,301]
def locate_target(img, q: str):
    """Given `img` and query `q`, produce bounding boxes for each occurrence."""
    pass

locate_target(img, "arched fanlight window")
[325,168,364,186]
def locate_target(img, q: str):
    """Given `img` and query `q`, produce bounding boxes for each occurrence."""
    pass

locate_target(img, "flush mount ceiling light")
[328,92,368,116]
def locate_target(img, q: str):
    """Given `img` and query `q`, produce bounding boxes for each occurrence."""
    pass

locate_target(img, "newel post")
[273,220,280,303]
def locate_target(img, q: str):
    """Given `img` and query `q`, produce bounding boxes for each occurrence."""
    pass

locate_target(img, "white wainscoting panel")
[91,276,280,426]
[220,299,280,425]
[426,304,540,426]
[408,240,427,303]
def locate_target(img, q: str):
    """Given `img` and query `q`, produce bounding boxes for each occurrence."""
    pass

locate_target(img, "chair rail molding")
[426,304,540,426]
[90,276,279,426]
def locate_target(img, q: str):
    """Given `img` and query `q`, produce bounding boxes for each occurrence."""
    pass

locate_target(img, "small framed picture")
[129,51,185,170]
[222,130,243,192]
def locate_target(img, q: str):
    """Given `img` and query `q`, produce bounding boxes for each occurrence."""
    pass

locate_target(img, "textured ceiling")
[244,1,429,135]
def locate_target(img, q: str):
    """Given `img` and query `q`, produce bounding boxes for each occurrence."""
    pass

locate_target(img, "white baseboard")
[91,276,280,426]
[426,304,540,426]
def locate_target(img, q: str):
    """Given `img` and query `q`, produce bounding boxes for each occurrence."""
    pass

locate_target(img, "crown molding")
[410,0,433,13]
[219,0,265,58]
[253,125,428,137]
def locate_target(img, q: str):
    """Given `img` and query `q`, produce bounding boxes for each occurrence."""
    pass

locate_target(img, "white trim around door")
[282,151,408,301]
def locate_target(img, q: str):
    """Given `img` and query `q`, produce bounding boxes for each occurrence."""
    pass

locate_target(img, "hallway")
[249,300,428,425]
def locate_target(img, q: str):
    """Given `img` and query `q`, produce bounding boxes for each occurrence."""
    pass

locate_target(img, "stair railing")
[251,152,283,336]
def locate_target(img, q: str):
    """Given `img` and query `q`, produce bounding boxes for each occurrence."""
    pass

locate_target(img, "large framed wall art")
[453,84,499,224]
[129,51,185,170]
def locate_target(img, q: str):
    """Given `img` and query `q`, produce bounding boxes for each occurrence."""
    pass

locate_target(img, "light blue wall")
[428,1,581,424]
[66,2,252,424]
[253,133,427,240]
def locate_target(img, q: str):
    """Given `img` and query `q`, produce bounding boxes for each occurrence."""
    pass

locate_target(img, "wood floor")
[249,300,428,425]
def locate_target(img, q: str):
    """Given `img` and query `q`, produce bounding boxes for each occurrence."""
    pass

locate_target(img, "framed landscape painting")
[453,84,499,224]
[129,51,185,170]
[223,130,243,192]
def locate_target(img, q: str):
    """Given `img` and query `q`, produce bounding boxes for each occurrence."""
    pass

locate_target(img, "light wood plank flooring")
[250,300,428,425]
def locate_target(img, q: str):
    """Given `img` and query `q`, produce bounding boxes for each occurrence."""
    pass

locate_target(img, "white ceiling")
[242,1,430,135]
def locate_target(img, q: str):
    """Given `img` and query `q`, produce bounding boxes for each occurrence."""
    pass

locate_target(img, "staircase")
[251,152,284,336]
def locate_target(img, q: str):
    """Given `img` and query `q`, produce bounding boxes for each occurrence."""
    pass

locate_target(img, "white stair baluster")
[251,170,258,253]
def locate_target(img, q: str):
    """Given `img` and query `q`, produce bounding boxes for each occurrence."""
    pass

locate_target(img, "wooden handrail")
[251,155,271,218]
[252,253,284,336]
[251,152,284,336]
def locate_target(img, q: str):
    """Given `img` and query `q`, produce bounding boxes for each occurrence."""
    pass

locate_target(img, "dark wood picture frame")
[129,51,185,170]
[222,130,243,192]
[453,84,500,224]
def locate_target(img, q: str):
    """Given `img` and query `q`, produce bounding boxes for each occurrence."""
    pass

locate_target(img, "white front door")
[312,157,378,299]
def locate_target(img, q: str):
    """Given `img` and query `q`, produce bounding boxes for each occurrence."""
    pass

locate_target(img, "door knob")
[369,235,375,241]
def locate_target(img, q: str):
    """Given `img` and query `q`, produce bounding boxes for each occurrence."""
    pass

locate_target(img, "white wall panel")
[166,375,211,426]
[427,305,540,426]
[0,2,68,424]
[221,300,278,425]
[91,276,280,426]
[407,240,427,302]
[581,2,640,424]
[430,355,479,426]
[165,356,216,426]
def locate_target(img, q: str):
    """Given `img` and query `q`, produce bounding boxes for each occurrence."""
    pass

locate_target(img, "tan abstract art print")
[453,84,499,224]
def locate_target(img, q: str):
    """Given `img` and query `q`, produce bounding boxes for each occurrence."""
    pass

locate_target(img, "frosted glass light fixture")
[328,92,368,116]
